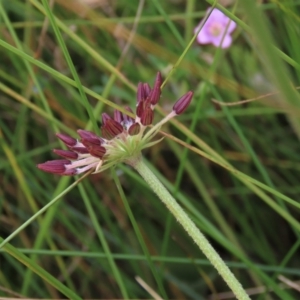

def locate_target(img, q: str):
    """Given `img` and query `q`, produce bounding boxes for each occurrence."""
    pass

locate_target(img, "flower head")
[194,8,236,49]
[37,73,193,176]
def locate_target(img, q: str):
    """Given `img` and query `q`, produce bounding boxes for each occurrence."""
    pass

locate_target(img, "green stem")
[132,158,250,300]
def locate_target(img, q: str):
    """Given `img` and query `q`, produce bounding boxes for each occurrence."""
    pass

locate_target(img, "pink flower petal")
[226,20,236,33]
[196,30,214,44]
[208,8,227,21]
[211,35,233,49]
[221,35,233,48]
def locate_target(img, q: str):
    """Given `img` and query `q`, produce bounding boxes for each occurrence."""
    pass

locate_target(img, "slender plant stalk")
[133,157,250,300]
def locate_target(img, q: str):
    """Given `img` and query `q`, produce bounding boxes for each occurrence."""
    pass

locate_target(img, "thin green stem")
[132,158,250,300]
[0,171,91,249]
[77,182,129,299]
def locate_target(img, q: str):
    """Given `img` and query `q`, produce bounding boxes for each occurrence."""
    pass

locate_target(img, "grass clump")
[1,1,300,299]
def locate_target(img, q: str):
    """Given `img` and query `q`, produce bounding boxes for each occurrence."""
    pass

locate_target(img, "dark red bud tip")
[77,129,98,140]
[114,110,123,123]
[72,147,89,154]
[136,100,151,119]
[37,159,70,174]
[128,122,140,136]
[136,101,144,118]
[140,107,154,126]
[101,118,123,139]
[149,72,162,105]
[101,127,113,139]
[81,138,102,147]
[149,85,161,105]
[154,72,162,88]
[88,145,106,158]
[56,133,77,147]
[77,130,102,146]
[104,119,123,137]
[137,82,145,104]
[143,83,151,98]
[173,91,193,115]
[101,113,112,125]
[53,149,78,160]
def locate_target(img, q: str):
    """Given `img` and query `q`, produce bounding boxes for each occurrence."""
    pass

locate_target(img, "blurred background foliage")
[1,0,300,299]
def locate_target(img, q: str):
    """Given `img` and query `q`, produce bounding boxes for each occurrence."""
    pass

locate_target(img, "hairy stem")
[133,158,250,300]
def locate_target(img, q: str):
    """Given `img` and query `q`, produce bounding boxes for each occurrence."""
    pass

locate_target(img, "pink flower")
[194,8,236,49]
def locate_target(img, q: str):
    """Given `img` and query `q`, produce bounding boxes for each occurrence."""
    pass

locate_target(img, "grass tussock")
[1,0,300,299]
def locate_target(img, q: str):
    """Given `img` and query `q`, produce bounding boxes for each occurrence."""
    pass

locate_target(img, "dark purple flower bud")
[173,91,193,115]
[102,113,112,126]
[101,127,112,139]
[114,109,123,124]
[137,82,145,104]
[136,100,152,119]
[128,122,140,136]
[149,84,161,105]
[77,130,102,146]
[143,83,151,98]
[37,159,70,174]
[77,129,98,140]
[102,119,123,139]
[105,119,123,137]
[123,106,135,123]
[136,101,144,118]
[81,138,101,147]
[155,72,162,86]
[56,133,77,147]
[53,149,78,160]
[88,145,106,158]
[140,107,154,126]
[147,72,162,105]
[72,147,89,154]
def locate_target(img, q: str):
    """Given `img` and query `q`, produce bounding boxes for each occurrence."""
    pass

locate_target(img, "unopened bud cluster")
[38,72,193,175]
